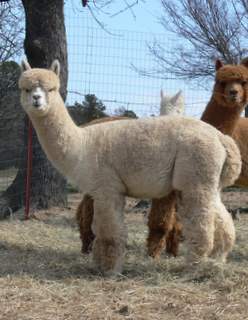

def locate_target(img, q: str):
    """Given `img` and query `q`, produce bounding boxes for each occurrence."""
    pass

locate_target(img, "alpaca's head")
[213,58,248,109]
[18,60,60,117]
[160,90,184,116]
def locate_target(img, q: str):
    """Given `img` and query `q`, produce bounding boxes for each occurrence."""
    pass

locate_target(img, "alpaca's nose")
[229,89,238,96]
[33,94,41,100]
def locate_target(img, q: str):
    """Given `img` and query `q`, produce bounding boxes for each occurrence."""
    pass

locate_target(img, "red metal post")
[25,119,33,219]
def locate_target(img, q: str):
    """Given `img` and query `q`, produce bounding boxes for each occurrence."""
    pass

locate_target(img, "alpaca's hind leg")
[147,191,179,258]
[177,190,216,263]
[76,195,95,254]
[165,216,183,257]
[210,195,235,262]
[92,194,126,276]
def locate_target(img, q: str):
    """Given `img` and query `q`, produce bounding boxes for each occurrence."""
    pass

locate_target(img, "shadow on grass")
[1,237,247,285]
[0,239,188,282]
[0,240,98,280]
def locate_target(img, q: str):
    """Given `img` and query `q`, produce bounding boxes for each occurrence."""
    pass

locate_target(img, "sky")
[69,0,164,33]
[65,0,211,117]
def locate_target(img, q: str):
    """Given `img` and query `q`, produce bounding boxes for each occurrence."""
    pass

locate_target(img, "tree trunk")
[245,106,248,118]
[0,0,68,218]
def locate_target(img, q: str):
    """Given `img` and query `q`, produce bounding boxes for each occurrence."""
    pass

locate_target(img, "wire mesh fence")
[1,5,245,217]
[66,5,212,118]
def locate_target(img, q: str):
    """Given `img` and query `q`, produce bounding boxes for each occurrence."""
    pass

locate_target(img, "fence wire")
[66,5,211,117]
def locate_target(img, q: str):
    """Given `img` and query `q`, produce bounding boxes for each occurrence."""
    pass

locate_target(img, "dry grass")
[1,193,248,320]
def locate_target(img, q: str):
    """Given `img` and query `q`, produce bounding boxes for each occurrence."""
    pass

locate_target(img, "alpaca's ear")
[21,60,31,72]
[215,59,224,71]
[50,60,60,76]
[160,89,164,100]
[171,90,182,104]
[241,57,248,68]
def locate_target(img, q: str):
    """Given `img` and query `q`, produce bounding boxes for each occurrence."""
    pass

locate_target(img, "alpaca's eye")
[217,80,225,86]
[25,89,30,93]
[48,88,55,92]
[241,80,247,86]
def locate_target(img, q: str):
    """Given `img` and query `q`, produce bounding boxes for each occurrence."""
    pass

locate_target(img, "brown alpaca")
[76,116,182,256]
[147,58,248,259]
[232,118,248,186]
[201,58,248,187]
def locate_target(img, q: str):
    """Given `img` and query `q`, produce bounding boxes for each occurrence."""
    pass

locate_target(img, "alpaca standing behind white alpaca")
[18,60,241,276]
[160,90,184,116]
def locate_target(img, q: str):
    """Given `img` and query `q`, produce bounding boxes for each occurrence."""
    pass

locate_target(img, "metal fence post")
[25,119,33,219]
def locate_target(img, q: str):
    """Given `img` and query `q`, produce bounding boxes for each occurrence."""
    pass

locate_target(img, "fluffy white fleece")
[18,60,241,276]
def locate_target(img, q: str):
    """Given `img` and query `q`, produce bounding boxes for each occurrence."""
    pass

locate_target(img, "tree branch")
[138,0,247,81]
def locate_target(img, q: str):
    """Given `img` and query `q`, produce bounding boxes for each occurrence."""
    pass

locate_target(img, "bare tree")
[142,0,248,81]
[0,1,24,99]
[0,0,24,62]
[0,0,68,218]
[82,0,145,34]
[0,0,144,218]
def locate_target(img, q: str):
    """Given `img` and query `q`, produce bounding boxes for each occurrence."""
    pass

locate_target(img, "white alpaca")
[19,60,241,276]
[160,89,184,115]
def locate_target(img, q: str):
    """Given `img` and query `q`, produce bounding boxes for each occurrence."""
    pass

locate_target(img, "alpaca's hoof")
[165,244,178,257]
[209,250,228,263]
[165,230,181,257]
[230,208,241,221]
[185,251,210,266]
[81,240,94,254]
[93,238,125,276]
[81,245,91,254]
[147,232,167,259]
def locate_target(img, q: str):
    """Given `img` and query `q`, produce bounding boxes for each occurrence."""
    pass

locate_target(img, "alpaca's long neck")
[30,94,84,179]
[201,97,243,135]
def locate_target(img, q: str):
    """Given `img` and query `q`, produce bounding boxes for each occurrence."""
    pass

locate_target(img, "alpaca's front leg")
[92,194,126,276]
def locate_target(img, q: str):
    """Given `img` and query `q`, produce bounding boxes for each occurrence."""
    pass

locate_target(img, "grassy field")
[0,193,248,320]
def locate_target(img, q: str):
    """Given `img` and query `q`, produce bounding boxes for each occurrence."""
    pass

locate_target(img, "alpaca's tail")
[217,132,242,188]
